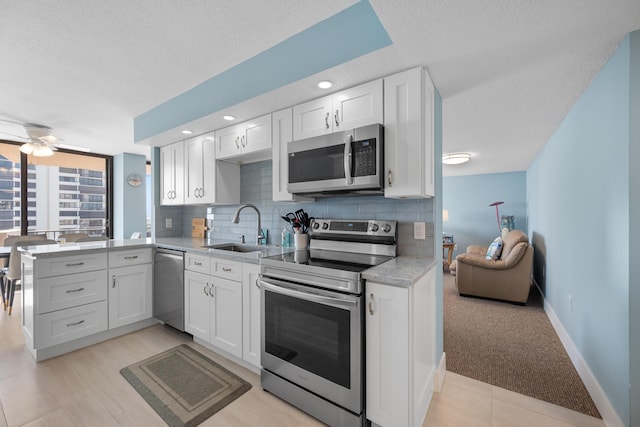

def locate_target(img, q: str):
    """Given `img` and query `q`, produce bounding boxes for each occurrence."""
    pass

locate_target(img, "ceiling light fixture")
[223,115,235,121]
[181,130,192,135]
[20,141,54,157]
[442,152,471,165]
[318,80,333,89]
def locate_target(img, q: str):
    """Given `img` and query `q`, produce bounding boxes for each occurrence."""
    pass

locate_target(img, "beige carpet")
[443,272,601,418]
[120,344,251,427]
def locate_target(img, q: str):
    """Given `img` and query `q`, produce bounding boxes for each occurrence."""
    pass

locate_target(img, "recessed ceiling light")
[442,152,471,165]
[181,130,192,135]
[223,115,235,121]
[318,81,332,89]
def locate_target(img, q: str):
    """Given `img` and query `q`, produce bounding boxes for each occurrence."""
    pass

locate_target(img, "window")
[0,141,113,238]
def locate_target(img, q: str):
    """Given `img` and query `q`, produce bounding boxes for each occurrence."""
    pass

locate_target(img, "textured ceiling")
[1,0,639,176]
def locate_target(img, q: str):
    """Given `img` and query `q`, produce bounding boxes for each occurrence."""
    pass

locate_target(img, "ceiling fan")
[0,118,61,157]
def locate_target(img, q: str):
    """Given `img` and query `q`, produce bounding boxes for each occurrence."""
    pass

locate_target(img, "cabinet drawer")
[36,252,108,278]
[35,300,108,349]
[211,258,242,281]
[37,270,108,314]
[185,252,211,274]
[109,248,152,268]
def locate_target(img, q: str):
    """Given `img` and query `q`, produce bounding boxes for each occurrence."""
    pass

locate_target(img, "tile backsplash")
[156,160,434,257]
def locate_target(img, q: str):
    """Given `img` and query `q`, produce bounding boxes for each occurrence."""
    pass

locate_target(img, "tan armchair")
[454,229,533,304]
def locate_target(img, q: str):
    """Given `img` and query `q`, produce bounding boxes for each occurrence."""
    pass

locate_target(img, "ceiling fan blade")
[0,130,29,142]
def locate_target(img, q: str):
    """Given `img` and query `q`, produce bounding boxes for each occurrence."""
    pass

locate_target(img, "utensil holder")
[294,233,309,249]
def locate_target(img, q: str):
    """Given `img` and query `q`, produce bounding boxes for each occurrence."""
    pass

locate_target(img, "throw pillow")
[486,236,503,260]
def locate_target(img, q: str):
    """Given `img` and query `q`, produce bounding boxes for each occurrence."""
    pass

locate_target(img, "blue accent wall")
[443,172,527,260]
[113,153,147,239]
[134,1,392,142]
[528,35,634,426]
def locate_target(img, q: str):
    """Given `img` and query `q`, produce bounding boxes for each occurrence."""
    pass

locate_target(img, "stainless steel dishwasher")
[153,248,185,332]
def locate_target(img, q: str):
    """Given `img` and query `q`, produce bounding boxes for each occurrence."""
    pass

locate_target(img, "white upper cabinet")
[271,108,314,202]
[184,133,214,204]
[293,79,383,141]
[384,67,435,199]
[159,141,184,205]
[215,114,272,163]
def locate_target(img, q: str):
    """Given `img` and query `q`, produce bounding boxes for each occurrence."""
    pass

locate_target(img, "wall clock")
[127,173,143,187]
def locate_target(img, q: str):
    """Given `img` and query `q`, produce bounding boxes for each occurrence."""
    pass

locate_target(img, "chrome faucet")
[231,204,265,245]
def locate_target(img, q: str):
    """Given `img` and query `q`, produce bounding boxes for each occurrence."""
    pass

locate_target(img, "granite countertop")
[363,256,437,287]
[19,236,435,286]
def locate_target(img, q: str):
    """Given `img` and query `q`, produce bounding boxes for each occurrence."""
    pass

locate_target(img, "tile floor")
[0,291,604,426]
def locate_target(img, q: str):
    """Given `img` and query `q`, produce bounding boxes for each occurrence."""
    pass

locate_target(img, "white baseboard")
[434,352,446,393]
[536,281,624,427]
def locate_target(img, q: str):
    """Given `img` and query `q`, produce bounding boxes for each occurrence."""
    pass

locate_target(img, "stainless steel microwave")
[287,123,384,197]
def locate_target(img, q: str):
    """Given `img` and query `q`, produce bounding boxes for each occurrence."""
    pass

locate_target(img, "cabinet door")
[243,114,272,155]
[184,270,210,341]
[109,263,152,329]
[184,133,216,204]
[366,281,409,427]
[160,141,184,205]
[333,79,383,131]
[384,67,434,199]
[210,277,242,358]
[215,124,242,160]
[242,263,261,367]
[293,95,333,140]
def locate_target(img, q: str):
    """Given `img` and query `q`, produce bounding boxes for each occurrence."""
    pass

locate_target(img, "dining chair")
[4,239,57,315]
[57,232,89,242]
[1,235,47,310]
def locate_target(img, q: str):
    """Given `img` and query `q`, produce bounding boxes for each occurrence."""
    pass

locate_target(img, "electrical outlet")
[165,218,173,228]
[413,222,426,240]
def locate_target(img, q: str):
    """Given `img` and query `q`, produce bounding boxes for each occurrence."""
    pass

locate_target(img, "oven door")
[259,276,362,414]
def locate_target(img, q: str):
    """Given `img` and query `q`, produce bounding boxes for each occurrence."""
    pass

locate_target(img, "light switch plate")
[165,218,173,228]
[414,222,426,240]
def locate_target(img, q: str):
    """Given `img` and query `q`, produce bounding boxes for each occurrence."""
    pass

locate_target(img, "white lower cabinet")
[366,267,436,427]
[108,263,153,329]
[184,261,243,359]
[242,263,261,367]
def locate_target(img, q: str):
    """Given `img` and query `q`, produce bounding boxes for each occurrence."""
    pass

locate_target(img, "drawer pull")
[66,262,85,267]
[204,283,209,296]
[66,319,85,327]
[194,261,202,266]
[222,267,232,272]
[112,275,117,288]
[124,255,138,260]
[66,287,85,294]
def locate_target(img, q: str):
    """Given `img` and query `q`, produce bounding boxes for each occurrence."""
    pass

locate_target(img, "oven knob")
[370,223,379,232]
[322,222,329,230]
[312,222,320,230]
[382,224,391,233]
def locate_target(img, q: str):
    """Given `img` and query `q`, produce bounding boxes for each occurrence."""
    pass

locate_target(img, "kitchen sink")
[201,243,263,253]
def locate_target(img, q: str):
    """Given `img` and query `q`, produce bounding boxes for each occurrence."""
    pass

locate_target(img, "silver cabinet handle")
[66,262,85,268]
[369,293,375,315]
[67,319,85,327]
[241,135,246,147]
[334,109,339,127]
[112,275,117,288]
[198,188,204,197]
[235,136,240,149]
[66,287,85,294]
[222,267,232,272]
[124,256,138,260]
[194,261,202,266]
[387,169,392,186]
[210,285,215,298]
[204,283,209,296]
[325,112,330,129]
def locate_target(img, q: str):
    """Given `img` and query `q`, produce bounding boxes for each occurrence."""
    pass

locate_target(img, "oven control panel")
[310,219,397,237]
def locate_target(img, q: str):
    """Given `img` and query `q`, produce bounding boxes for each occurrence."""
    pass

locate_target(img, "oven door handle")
[258,278,358,310]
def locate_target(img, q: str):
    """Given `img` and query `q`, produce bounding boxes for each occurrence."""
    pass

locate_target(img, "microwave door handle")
[259,278,358,310]
[344,133,353,185]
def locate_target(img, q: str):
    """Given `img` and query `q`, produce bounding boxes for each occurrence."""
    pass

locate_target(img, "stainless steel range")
[259,218,397,427]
